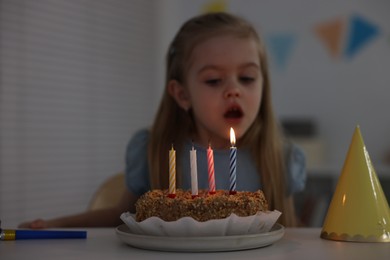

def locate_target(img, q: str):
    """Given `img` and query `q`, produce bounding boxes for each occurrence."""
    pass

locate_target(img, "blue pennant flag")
[266,34,296,71]
[345,15,380,59]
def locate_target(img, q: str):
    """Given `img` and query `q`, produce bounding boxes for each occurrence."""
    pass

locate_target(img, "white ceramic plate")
[120,211,281,237]
[116,223,284,252]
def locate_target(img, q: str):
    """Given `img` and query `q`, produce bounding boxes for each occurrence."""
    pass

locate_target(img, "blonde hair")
[148,12,297,226]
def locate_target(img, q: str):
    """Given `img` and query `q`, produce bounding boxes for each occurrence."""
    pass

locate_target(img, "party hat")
[321,126,390,242]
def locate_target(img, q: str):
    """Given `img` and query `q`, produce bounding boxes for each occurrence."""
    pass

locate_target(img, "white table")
[1,227,389,259]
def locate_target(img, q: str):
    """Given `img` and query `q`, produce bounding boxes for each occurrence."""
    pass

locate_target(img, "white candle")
[190,145,198,197]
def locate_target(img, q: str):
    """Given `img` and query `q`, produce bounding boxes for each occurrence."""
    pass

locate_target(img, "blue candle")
[229,128,237,195]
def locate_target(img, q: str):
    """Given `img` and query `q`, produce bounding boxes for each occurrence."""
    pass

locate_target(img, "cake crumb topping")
[135,189,268,222]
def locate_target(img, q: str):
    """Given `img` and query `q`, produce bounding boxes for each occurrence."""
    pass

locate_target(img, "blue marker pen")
[0,220,87,240]
[0,229,87,240]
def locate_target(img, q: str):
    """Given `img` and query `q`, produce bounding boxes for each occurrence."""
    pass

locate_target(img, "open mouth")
[224,106,243,119]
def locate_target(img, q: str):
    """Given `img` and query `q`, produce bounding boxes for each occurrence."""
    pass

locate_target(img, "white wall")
[0,0,159,227]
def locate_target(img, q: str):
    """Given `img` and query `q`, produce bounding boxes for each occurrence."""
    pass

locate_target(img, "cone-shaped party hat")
[321,126,390,242]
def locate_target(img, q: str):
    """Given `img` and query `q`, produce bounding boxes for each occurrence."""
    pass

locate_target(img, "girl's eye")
[239,76,255,84]
[205,79,222,86]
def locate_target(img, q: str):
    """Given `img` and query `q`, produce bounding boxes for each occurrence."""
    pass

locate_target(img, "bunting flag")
[266,34,296,71]
[345,14,380,58]
[202,0,227,13]
[197,6,384,68]
[314,17,346,58]
[314,14,380,60]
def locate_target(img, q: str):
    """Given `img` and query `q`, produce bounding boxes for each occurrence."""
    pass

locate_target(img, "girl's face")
[184,35,263,149]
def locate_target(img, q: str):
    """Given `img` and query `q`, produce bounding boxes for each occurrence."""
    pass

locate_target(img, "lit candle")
[207,143,216,194]
[229,127,237,195]
[168,144,176,198]
[190,144,198,198]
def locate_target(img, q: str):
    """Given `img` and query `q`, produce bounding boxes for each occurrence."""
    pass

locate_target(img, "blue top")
[125,129,306,197]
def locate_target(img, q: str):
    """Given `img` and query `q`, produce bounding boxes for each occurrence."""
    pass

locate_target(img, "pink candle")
[207,143,216,194]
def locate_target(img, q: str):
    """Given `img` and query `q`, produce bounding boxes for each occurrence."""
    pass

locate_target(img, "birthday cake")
[135,189,268,222]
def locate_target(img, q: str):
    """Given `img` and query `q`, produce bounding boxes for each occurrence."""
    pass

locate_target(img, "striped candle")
[207,143,216,194]
[168,145,176,198]
[190,145,198,198]
[229,128,237,194]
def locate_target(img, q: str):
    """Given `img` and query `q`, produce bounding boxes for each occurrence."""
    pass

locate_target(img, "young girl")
[19,12,305,229]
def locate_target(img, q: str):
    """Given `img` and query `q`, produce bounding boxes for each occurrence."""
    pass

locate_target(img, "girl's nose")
[224,81,241,99]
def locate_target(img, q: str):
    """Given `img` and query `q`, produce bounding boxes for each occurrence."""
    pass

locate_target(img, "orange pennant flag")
[314,17,345,58]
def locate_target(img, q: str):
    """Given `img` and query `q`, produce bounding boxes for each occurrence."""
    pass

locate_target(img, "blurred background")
[1,0,389,227]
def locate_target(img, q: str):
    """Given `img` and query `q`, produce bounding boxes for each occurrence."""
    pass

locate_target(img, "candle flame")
[230,127,236,146]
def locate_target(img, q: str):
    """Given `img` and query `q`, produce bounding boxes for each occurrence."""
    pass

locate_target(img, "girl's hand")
[18,219,50,229]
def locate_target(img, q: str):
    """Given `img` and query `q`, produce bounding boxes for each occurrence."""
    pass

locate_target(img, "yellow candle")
[168,144,176,198]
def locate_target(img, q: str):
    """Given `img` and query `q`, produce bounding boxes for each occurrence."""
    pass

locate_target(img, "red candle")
[207,143,216,194]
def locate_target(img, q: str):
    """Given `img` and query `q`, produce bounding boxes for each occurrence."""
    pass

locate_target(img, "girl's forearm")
[47,208,123,228]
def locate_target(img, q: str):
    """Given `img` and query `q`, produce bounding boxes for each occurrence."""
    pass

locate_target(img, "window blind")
[0,0,158,227]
